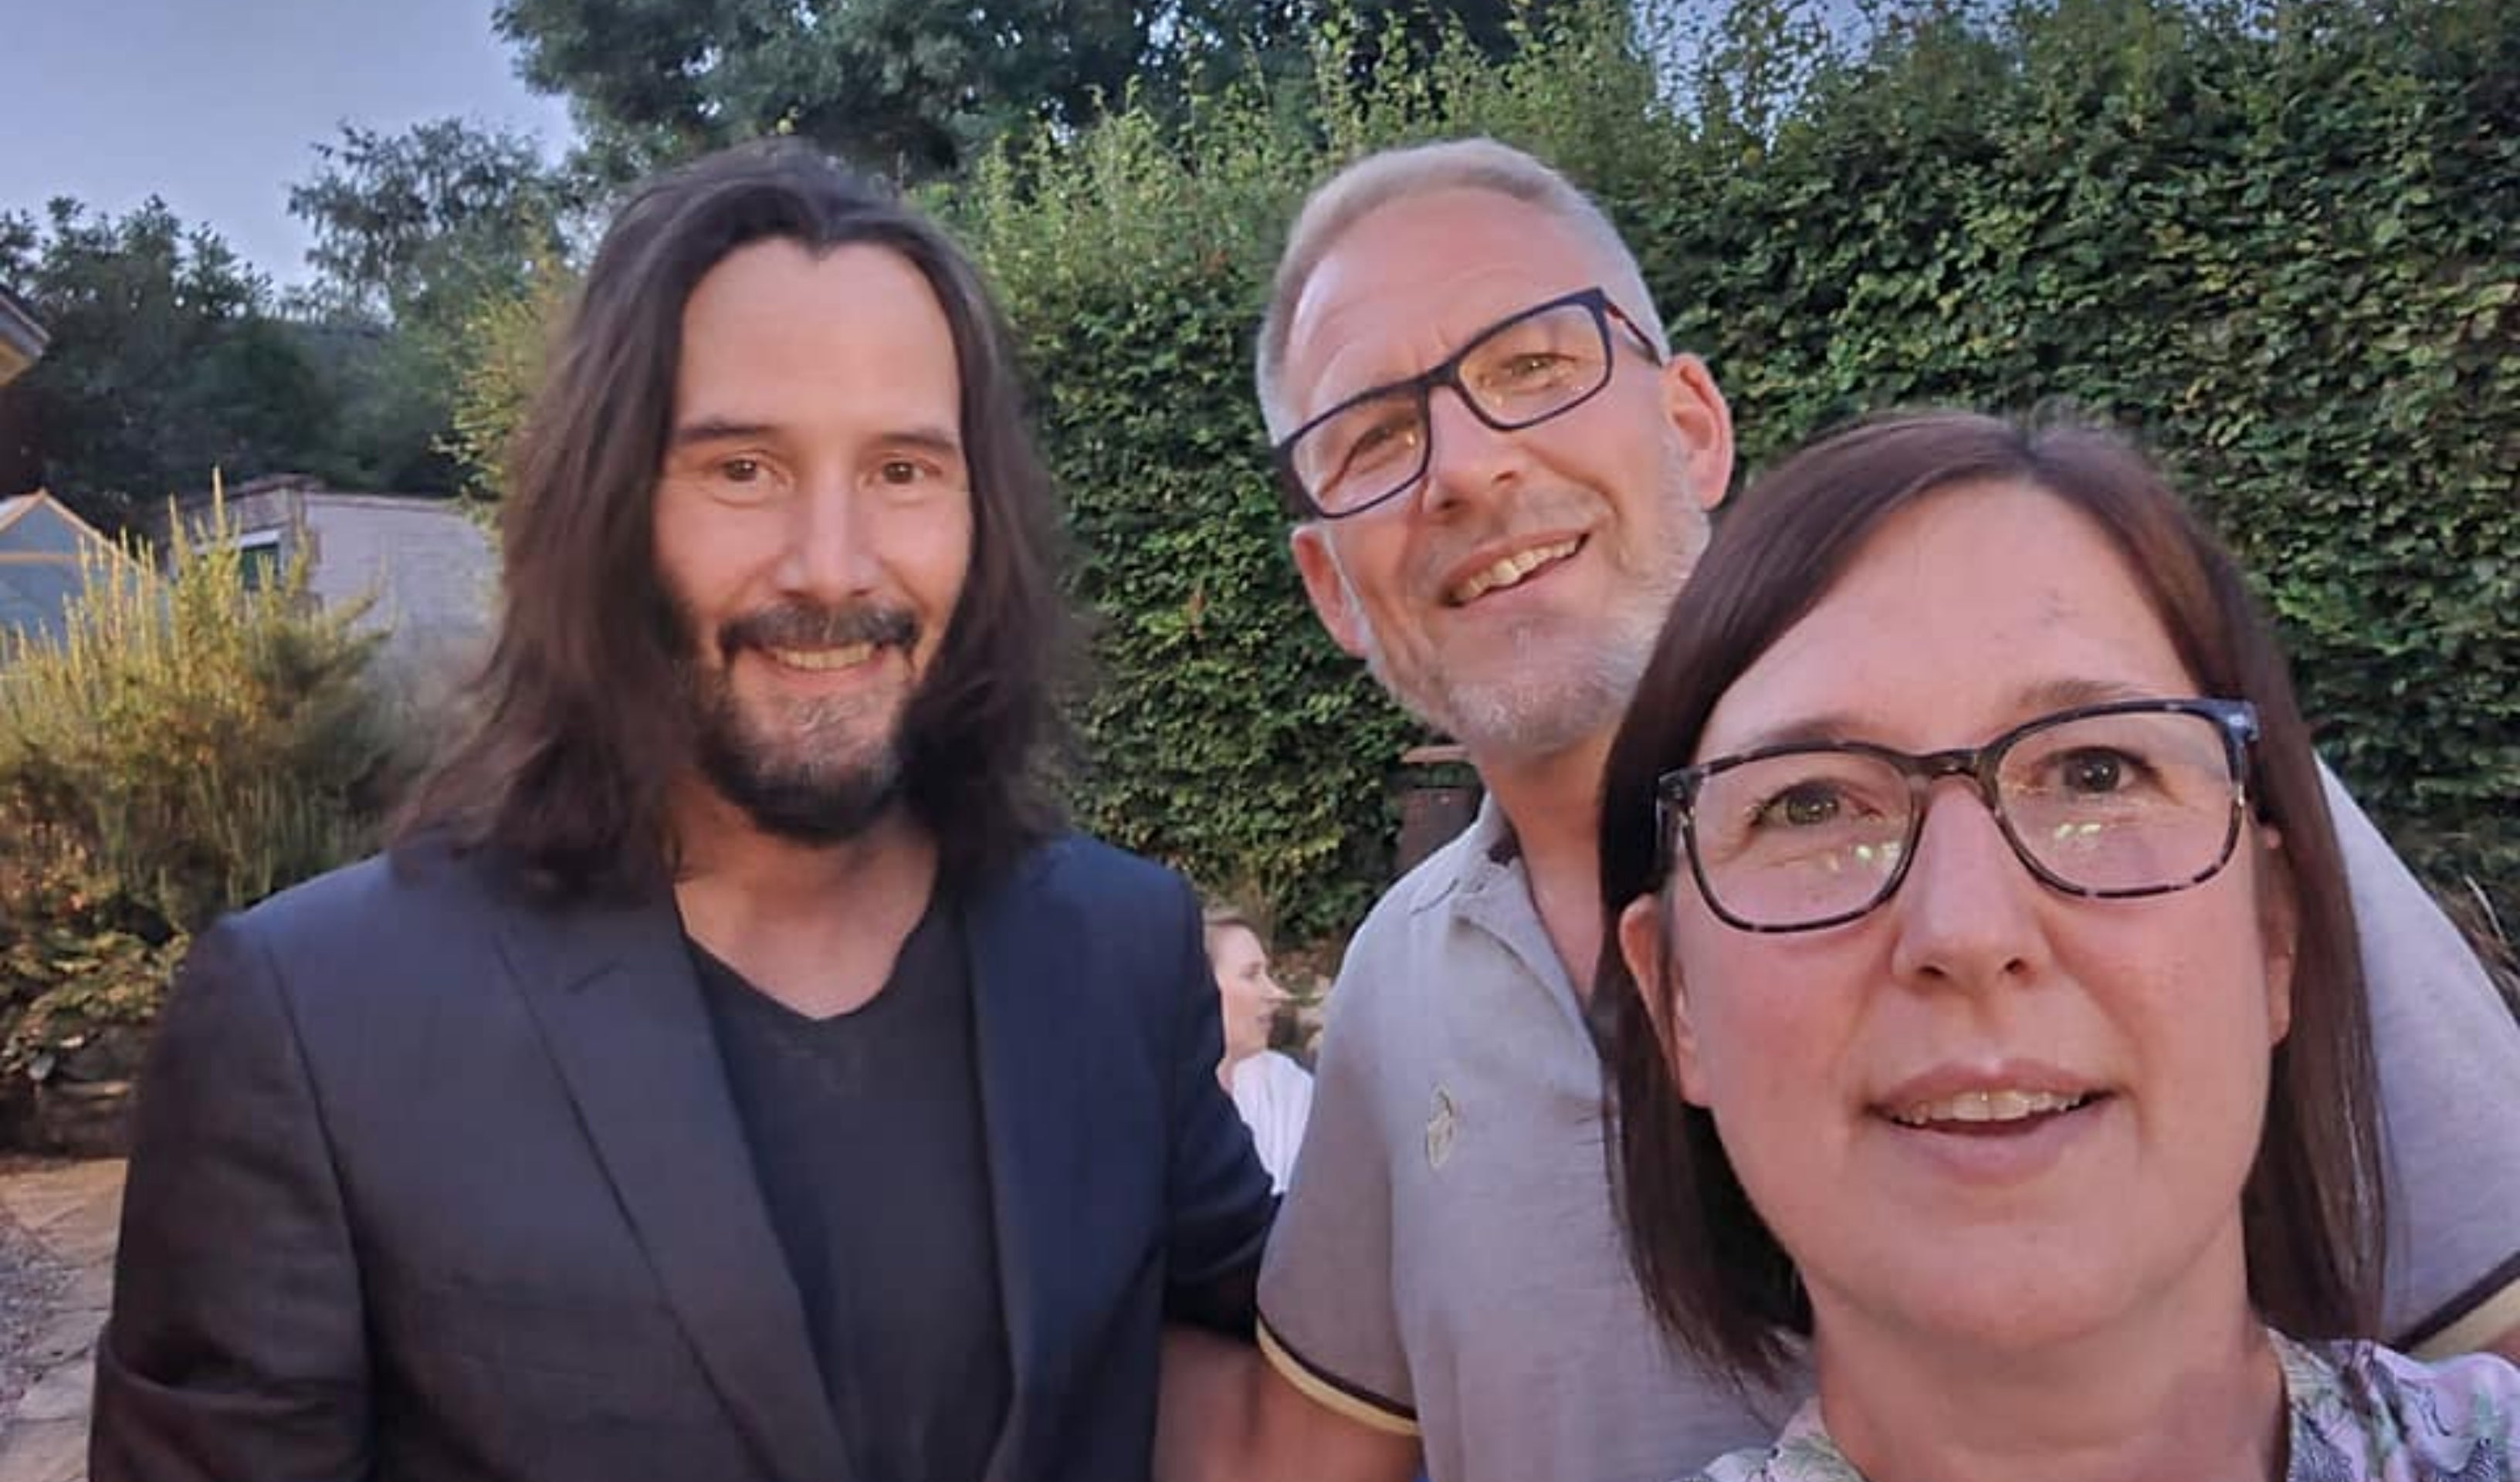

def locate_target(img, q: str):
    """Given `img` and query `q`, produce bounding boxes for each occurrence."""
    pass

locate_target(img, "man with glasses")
[1162,137,2520,1482]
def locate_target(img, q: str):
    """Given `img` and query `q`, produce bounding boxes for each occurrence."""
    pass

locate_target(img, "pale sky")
[4,0,579,288]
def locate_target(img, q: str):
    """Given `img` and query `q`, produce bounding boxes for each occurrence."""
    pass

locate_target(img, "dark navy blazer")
[93,834,1275,1482]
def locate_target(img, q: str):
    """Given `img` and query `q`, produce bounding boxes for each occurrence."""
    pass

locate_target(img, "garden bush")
[0,487,398,1139]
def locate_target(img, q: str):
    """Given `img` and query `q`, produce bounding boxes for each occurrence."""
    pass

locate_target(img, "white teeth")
[1891,1088,2090,1127]
[1450,537,1580,604]
[764,643,876,672]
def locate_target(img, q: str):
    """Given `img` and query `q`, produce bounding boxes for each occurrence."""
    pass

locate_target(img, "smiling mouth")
[1885,1088,2104,1132]
[761,642,880,672]
[1447,536,1582,606]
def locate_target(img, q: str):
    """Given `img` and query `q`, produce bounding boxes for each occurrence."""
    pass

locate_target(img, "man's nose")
[777,475,877,601]
[1417,384,1528,517]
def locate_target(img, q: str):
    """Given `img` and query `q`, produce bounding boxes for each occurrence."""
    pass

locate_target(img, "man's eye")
[879,458,930,485]
[1498,352,1571,382]
[719,457,763,484]
[1344,414,1418,466]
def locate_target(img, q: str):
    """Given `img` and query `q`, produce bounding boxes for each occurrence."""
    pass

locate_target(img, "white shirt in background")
[1229,1049,1314,1194]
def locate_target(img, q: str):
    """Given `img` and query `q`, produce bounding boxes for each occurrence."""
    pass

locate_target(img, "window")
[235,530,283,593]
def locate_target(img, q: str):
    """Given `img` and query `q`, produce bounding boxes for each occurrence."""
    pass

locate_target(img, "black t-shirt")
[691,893,1010,1482]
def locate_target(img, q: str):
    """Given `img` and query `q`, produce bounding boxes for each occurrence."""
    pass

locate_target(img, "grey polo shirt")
[1257,773,2520,1482]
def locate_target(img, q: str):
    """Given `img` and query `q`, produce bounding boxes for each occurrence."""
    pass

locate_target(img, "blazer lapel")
[495,892,855,1482]
[964,853,1092,1482]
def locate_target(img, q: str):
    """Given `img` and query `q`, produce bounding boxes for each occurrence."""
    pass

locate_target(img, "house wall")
[168,482,498,716]
[299,496,496,695]
[0,561,83,648]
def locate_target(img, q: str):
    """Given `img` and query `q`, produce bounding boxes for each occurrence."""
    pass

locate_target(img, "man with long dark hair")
[93,140,1274,1482]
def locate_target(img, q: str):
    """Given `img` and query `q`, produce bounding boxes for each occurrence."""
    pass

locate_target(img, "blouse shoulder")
[2278,1331,2520,1481]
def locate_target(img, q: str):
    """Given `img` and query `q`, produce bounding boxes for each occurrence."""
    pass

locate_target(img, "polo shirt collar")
[1414,793,1588,1027]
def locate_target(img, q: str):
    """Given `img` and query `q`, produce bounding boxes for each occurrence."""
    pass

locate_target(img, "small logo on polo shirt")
[1425,1087,1459,1170]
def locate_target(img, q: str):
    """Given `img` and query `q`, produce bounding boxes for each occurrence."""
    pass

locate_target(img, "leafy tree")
[0,200,335,531]
[295,320,470,494]
[444,260,574,499]
[492,0,1571,183]
[495,0,1159,181]
[289,119,577,327]
[284,119,580,493]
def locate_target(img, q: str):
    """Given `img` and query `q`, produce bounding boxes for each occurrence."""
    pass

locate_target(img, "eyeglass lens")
[1686,708,2241,929]
[1288,299,1611,516]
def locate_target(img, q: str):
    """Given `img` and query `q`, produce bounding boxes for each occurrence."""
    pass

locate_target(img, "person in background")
[1597,409,2519,1481]
[1206,904,1315,1193]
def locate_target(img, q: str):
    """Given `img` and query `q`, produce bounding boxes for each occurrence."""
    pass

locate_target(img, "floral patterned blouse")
[1685,1333,2520,1482]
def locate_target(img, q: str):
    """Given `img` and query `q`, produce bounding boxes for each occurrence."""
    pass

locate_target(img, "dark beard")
[682,601,923,846]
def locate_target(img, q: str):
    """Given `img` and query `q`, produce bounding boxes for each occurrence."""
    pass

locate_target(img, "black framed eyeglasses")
[1271,286,1663,521]
[1654,698,2261,934]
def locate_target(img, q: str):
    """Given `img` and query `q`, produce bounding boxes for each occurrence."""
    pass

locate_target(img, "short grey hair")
[1253,137,1668,439]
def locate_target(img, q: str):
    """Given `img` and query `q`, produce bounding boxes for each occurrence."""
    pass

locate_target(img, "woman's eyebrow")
[1708,677,2163,756]
[1712,710,1874,754]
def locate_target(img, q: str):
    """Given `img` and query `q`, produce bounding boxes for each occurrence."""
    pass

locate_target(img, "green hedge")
[949,0,2518,942]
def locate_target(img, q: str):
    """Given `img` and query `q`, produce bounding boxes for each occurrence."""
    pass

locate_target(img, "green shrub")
[0,485,397,1078]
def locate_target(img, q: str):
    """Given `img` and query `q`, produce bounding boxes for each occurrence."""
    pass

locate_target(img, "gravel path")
[0,1199,73,1421]
[0,1159,123,1482]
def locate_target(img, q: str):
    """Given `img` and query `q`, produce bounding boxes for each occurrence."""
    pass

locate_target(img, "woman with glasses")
[1593,411,2519,1482]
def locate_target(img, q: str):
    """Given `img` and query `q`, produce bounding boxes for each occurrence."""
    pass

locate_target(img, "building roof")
[0,286,47,387]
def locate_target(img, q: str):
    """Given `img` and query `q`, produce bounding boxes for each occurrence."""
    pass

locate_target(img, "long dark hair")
[395,140,1075,898]
[1596,410,2386,1388]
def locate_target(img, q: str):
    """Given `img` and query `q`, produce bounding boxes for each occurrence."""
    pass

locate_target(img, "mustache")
[716,602,920,660]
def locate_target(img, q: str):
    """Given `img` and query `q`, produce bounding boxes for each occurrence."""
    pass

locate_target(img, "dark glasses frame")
[1270,286,1662,522]
[1653,696,2261,934]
